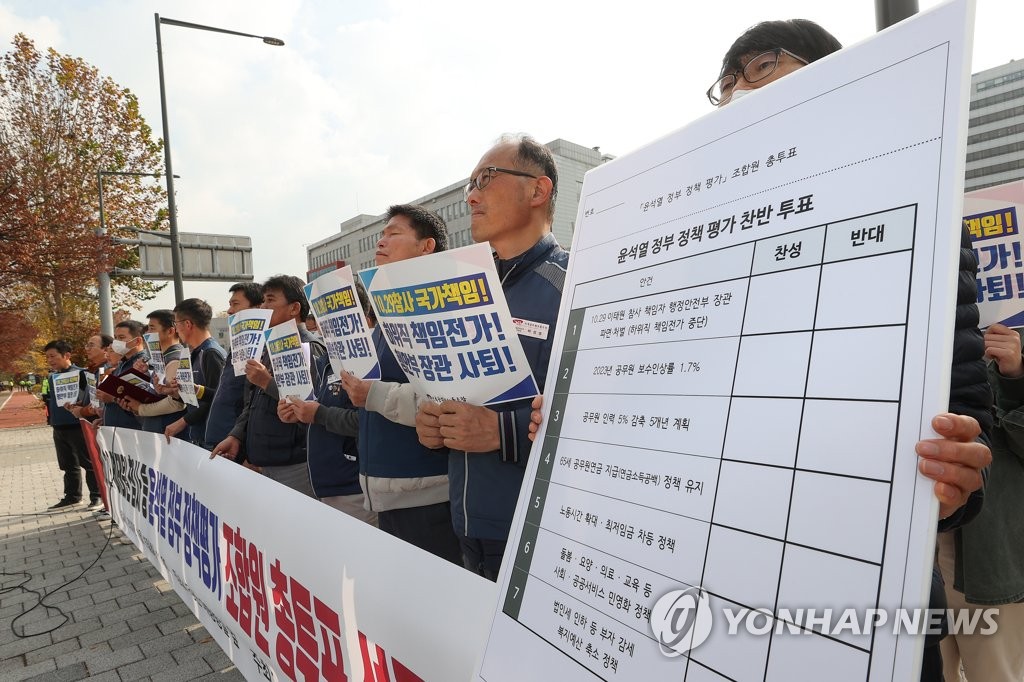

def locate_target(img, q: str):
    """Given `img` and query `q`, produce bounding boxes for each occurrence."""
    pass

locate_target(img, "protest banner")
[477,2,974,681]
[51,369,82,407]
[79,418,109,511]
[360,243,538,406]
[265,319,315,400]
[177,355,199,407]
[229,308,273,376]
[304,266,381,381]
[145,332,165,383]
[86,372,98,409]
[964,180,1024,327]
[94,427,495,681]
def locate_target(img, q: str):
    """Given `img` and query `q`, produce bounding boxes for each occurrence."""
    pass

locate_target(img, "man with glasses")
[415,134,568,580]
[534,19,993,681]
[67,334,113,423]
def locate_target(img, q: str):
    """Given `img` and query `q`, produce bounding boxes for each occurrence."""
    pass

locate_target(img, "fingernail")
[917,441,939,456]
[934,416,952,431]
[921,460,944,476]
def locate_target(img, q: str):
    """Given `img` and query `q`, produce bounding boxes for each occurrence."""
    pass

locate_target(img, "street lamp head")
[262,36,285,46]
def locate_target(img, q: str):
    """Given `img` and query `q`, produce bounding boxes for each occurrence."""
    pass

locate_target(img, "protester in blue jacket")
[416,135,568,579]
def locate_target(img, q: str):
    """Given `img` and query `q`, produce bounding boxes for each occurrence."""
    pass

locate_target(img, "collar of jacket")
[494,232,559,287]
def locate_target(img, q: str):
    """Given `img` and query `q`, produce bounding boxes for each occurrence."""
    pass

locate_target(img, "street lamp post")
[96,170,179,335]
[154,13,284,304]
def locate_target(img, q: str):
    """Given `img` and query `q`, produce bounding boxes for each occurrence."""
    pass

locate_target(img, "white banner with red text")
[95,426,495,682]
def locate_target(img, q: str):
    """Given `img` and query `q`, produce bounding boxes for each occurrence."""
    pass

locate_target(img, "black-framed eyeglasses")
[463,166,538,199]
[707,48,809,106]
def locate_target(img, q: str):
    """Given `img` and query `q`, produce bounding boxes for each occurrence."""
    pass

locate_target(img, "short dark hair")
[386,204,449,253]
[174,298,213,330]
[43,340,72,355]
[719,19,842,78]
[229,281,264,307]
[115,320,145,337]
[263,275,309,322]
[146,309,176,332]
[98,333,114,349]
[497,133,559,220]
[354,279,375,327]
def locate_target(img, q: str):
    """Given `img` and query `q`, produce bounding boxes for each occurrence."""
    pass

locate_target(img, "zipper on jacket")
[463,452,469,537]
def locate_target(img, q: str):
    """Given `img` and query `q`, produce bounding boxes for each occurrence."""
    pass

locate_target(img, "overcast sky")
[3,0,1021,318]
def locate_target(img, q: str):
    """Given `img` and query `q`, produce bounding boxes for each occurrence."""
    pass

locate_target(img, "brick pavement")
[0,413,246,681]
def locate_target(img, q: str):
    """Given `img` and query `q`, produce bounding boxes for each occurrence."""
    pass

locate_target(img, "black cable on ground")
[0,510,118,638]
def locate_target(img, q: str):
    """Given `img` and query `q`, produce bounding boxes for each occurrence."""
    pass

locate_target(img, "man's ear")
[422,237,437,255]
[531,176,554,208]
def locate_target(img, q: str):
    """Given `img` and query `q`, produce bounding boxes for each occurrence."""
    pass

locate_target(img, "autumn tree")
[0,33,167,341]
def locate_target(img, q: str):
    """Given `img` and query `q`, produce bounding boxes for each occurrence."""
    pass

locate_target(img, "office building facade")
[967,60,1024,191]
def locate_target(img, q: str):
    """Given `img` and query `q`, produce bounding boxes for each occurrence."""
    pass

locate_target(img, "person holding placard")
[342,204,462,563]
[212,275,326,497]
[415,135,567,579]
[205,282,264,450]
[714,20,991,682]
[280,280,378,527]
[43,340,100,509]
[937,323,1024,682]
[67,334,112,424]
[523,18,992,681]
[162,298,227,447]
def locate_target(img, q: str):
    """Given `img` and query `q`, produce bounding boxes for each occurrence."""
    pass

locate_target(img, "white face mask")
[111,339,131,355]
[728,87,753,103]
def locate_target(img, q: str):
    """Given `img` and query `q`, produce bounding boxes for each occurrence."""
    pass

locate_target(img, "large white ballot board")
[477,1,974,680]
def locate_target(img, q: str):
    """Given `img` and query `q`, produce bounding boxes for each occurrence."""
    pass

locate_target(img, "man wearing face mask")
[98,319,149,430]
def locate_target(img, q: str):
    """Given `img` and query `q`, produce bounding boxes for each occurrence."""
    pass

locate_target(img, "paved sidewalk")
[0,424,245,681]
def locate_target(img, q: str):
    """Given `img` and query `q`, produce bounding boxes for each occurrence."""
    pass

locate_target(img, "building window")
[977,70,1024,92]
[965,156,1024,180]
[969,103,1024,128]
[970,86,1024,111]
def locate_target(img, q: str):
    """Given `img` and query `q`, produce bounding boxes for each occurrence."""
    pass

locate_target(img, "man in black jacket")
[211,275,326,497]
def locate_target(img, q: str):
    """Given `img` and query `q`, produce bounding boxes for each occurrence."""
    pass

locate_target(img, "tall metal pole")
[96,170,177,334]
[875,0,919,30]
[155,12,184,304]
[96,172,113,336]
[152,14,282,304]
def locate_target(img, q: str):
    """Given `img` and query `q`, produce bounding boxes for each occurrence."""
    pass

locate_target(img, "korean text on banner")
[177,355,198,408]
[265,319,315,400]
[360,242,538,405]
[477,2,974,681]
[964,180,1024,327]
[93,426,495,681]
[145,332,165,383]
[52,370,82,407]
[228,308,273,376]
[304,266,381,381]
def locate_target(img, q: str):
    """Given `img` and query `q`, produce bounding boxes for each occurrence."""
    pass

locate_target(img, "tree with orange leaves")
[0,33,167,342]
